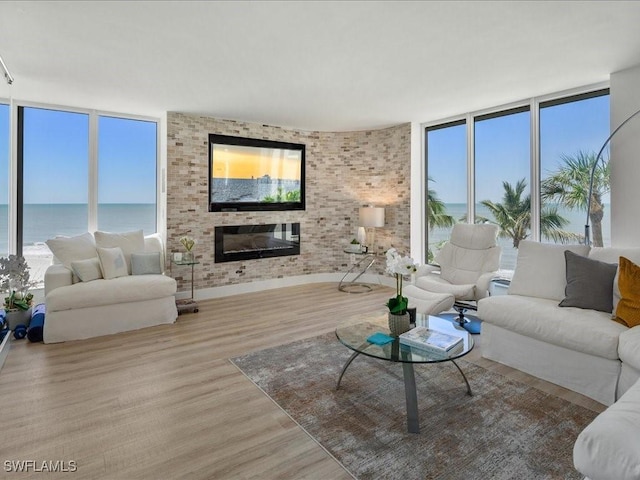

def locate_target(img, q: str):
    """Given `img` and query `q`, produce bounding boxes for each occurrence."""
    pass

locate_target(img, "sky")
[428,93,610,204]
[0,106,157,204]
[211,144,302,180]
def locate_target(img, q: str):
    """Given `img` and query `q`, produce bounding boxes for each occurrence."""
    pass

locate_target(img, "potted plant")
[0,255,34,330]
[385,248,418,335]
[179,235,197,262]
[347,238,362,253]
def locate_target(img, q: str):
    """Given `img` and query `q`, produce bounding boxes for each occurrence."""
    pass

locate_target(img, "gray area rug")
[231,333,597,480]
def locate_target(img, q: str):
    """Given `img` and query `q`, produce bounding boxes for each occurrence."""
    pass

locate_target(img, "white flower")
[385,248,418,276]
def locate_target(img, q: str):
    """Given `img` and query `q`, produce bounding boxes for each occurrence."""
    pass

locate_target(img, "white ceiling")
[1,1,640,131]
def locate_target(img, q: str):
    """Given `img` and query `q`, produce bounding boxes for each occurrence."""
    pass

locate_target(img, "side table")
[338,250,377,293]
[171,259,200,314]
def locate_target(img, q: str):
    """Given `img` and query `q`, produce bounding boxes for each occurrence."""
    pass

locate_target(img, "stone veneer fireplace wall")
[166,112,411,294]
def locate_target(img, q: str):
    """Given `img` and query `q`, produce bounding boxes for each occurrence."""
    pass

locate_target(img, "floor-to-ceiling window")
[424,86,610,272]
[98,116,157,234]
[0,103,8,258]
[474,107,530,270]
[5,103,160,286]
[425,120,466,262]
[20,107,89,280]
[540,90,610,247]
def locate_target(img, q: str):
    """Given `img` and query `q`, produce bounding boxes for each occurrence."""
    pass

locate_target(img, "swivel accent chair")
[414,223,501,333]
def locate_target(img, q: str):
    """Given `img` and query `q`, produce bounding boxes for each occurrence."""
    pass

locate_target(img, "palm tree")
[541,150,610,247]
[427,177,455,230]
[479,178,579,248]
[427,177,455,262]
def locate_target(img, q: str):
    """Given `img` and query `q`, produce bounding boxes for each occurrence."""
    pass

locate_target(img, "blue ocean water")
[0,204,156,254]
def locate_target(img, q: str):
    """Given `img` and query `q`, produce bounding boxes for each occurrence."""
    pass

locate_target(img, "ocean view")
[429,203,611,271]
[0,203,156,251]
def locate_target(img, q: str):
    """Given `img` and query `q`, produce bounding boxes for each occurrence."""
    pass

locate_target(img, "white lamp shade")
[359,207,385,227]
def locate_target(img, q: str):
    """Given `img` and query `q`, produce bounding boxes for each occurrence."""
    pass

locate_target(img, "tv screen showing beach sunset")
[209,135,305,211]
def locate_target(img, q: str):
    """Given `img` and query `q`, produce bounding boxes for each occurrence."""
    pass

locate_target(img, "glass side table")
[171,258,199,314]
[338,250,377,293]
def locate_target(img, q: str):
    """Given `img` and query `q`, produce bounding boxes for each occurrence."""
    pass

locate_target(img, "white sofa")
[44,231,178,343]
[477,240,640,479]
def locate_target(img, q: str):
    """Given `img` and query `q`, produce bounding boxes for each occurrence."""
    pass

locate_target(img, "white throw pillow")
[97,247,129,280]
[70,257,103,282]
[508,240,590,301]
[94,230,144,274]
[45,232,97,269]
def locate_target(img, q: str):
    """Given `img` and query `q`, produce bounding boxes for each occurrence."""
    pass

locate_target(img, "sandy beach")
[22,243,54,289]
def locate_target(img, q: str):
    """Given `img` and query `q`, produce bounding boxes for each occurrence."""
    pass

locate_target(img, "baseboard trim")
[176,273,394,301]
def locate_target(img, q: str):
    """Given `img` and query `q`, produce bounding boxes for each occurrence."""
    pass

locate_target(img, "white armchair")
[415,223,501,332]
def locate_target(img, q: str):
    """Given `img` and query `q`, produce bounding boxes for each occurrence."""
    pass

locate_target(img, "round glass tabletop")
[335,311,474,364]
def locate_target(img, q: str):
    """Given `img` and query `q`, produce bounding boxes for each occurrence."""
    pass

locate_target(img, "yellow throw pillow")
[615,256,640,328]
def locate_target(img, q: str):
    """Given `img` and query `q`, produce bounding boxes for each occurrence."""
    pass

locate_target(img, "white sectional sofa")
[477,240,640,480]
[44,231,178,343]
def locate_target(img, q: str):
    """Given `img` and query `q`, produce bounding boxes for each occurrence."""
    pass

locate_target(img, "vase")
[183,251,194,262]
[388,312,411,336]
[5,307,32,331]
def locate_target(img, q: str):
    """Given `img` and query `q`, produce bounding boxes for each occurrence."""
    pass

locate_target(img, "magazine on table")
[401,340,465,359]
[399,326,463,353]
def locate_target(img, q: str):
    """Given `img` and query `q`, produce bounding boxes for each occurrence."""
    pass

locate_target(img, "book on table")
[399,326,463,355]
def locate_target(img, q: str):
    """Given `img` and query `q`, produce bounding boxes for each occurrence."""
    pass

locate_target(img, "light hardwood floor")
[0,283,605,479]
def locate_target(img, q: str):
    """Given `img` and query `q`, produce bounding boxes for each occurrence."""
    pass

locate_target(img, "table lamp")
[358,207,385,253]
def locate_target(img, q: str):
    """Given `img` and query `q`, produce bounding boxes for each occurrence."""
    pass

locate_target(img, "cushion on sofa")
[616,256,640,328]
[131,252,162,275]
[508,241,590,301]
[619,327,640,372]
[97,247,129,280]
[71,257,103,282]
[478,294,627,360]
[559,251,617,313]
[95,230,145,274]
[589,247,640,313]
[46,274,177,312]
[46,232,97,269]
[574,379,640,480]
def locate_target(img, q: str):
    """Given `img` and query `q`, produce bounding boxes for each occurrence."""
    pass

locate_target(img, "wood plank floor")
[0,283,605,479]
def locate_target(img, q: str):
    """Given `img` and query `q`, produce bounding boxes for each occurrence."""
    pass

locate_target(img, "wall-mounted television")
[208,134,305,212]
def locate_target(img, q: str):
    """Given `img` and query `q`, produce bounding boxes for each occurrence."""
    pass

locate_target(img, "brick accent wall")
[167,112,411,294]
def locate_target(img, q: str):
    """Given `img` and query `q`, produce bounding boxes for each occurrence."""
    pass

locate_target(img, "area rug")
[230,333,598,480]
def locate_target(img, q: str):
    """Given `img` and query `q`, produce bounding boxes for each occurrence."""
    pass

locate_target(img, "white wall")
[611,65,640,247]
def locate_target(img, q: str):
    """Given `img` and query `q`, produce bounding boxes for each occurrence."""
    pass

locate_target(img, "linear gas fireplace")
[214,223,300,263]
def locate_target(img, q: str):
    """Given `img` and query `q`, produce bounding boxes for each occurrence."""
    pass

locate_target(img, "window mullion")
[467,113,475,223]
[530,98,541,241]
[88,112,98,233]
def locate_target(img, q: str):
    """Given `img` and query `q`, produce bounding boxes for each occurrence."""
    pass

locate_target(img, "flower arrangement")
[385,248,418,315]
[179,235,196,252]
[0,255,34,311]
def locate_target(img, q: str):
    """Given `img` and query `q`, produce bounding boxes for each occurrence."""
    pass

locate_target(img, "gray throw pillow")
[131,252,162,275]
[559,250,617,313]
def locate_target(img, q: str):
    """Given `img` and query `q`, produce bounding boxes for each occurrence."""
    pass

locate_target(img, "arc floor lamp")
[0,53,13,85]
[584,106,640,246]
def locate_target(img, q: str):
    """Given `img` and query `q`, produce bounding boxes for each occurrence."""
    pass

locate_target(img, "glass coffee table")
[335,311,474,434]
